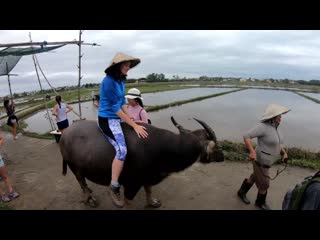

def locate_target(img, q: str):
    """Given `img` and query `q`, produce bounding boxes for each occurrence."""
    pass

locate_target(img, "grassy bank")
[20,131,53,140]
[0,120,53,141]
[0,202,13,210]
[146,88,244,112]
[221,140,320,169]
[293,91,320,104]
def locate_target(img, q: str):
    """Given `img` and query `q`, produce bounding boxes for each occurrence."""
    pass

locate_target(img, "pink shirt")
[128,105,148,123]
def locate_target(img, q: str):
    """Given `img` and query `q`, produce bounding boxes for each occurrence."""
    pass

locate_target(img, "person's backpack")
[139,108,152,124]
[282,171,320,210]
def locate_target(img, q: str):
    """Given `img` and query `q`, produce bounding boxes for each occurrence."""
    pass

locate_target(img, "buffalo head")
[170,116,224,163]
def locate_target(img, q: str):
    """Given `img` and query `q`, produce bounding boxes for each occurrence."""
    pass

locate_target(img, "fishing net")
[0,45,65,76]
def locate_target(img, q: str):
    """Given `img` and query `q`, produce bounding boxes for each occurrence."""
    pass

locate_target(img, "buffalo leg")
[144,185,161,208]
[74,171,98,208]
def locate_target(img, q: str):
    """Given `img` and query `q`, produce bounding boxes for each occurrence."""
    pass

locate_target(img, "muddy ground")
[0,131,315,210]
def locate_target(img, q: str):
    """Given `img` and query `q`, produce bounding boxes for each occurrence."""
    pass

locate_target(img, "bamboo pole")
[77,30,83,120]
[29,33,55,131]
[0,41,83,48]
[29,34,43,94]
[0,41,100,48]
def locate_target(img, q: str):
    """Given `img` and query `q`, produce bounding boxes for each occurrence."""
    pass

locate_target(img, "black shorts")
[98,116,116,141]
[57,119,69,130]
[7,115,18,127]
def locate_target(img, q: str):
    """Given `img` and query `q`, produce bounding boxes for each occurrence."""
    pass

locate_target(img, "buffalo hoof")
[123,204,134,210]
[146,198,162,208]
[86,196,98,208]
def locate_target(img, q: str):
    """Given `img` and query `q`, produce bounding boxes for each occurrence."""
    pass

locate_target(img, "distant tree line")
[146,73,167,82]
[296,80,320,86]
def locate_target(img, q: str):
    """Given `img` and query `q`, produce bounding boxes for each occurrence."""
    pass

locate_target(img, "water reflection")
[24,101,99,134]
[149,89,320,151]
[23,88,236,133]
[142,88,237,106]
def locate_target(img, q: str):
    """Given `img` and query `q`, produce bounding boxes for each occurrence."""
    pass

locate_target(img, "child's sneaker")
[1,194,11,203]
[8,190,19,200]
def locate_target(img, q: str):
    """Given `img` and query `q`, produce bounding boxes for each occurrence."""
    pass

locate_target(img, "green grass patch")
[0,202,13,210]
[21,131,53,140]
[0,120,27,133]
[220,140,320,169]
[0,119,53,140]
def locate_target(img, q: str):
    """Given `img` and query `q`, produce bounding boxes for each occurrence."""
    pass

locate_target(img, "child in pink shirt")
[94,88,151,124]
[125,88,151,124]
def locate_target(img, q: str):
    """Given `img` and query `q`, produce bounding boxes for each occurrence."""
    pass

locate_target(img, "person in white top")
[52,96,73,133]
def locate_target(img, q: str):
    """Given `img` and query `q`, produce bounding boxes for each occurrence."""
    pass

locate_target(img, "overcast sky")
[1,30,320,96]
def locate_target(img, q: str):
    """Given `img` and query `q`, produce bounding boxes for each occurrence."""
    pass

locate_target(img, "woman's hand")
[249,151,257,161]
[134,124,148,139]
[244,138,256,161]
[134,120,144,123]
[282,152,288,163]
[116,109,148,138]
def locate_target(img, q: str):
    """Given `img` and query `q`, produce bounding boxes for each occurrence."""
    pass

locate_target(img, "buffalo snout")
[213,149,224,162]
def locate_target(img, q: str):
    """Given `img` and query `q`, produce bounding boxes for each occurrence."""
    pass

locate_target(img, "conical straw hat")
[260,103,290,122]
[104,52,140,73]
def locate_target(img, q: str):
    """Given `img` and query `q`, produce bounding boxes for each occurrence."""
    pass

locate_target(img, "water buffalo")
[59,117,224,208]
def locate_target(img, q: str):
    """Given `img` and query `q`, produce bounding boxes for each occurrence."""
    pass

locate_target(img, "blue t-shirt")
[98,75,126,119]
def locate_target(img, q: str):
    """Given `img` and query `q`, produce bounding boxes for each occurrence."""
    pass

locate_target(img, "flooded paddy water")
[23,88,320,151]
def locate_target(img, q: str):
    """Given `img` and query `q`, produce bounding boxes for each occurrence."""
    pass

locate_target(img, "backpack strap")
[289,177,320,210]
[139,108,144,121]
[313,170,320,178]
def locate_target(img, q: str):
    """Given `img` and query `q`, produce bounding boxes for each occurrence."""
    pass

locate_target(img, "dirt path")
[0,131,316,210]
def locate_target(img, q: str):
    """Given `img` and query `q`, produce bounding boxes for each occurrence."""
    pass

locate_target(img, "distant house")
[136,78,147,84]
[240,78,247,83]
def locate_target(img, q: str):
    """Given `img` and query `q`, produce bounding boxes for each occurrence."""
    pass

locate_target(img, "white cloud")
[1,30,320,96]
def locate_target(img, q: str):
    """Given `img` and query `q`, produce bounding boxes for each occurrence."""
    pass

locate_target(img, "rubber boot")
[237,178,253,204]
[255,192,271,210]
